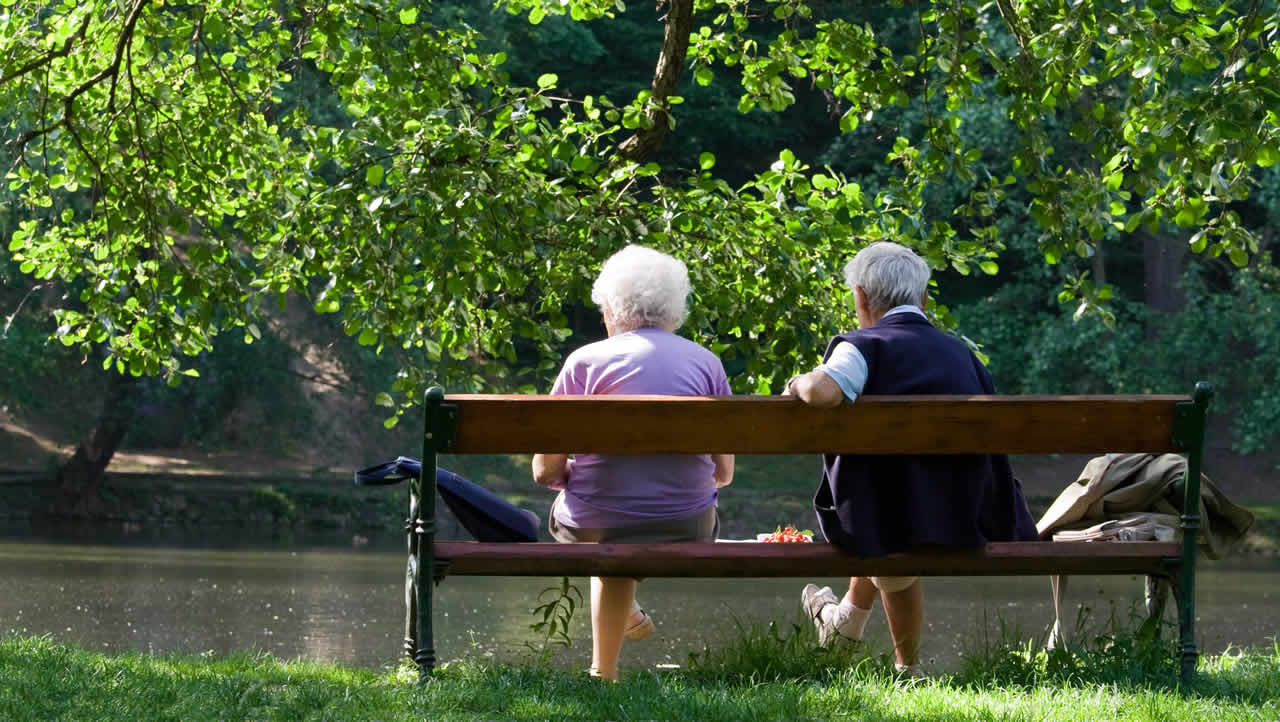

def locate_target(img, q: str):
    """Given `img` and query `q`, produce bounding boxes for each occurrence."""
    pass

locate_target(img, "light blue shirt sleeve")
[815,341,867,402]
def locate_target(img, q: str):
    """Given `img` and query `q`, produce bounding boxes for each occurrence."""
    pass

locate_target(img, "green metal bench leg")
[407,387,448,681]
[1173,382,1213,688]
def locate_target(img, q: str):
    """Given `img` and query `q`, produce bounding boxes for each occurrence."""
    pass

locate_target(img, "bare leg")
[881,580,924,666]
[848,576,879,609]
[590,576,638,680]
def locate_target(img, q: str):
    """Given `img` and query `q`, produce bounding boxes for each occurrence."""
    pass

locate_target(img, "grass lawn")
[2,629,1277,721]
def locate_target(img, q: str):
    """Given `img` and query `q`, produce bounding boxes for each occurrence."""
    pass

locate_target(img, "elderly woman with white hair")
[785,241,1037,677]
[532,244,734,681]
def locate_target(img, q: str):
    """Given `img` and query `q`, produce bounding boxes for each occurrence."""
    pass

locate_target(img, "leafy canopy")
[2,0,1277,411]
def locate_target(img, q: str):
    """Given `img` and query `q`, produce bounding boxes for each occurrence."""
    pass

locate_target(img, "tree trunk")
[617,0,694,161]
[1092,238,1107,286]
[44,370,140,517]
[1140,229,1188,339]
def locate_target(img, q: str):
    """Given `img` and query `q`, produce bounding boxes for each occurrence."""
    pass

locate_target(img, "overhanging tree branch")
[9,0,147,157]
[0,11,92,87]
[617,0,693,161]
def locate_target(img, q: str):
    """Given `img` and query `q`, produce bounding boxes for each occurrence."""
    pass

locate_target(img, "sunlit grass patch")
[3,632,1278,721]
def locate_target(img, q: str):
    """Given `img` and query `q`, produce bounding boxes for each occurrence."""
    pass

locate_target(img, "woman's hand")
[532,453,571,491]
[712,453,735,488]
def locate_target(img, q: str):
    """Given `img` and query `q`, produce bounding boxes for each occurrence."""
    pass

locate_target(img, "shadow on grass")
[957,603,1280,706]
[676,603,1280,708]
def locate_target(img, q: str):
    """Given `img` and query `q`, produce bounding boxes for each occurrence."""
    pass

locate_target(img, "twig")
[0,12,92,86]
[196,33,252,114]
[2,284,46,339]
[11,0,148,156]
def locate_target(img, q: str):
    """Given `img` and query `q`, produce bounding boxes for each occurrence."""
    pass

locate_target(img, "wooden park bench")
[394,383,1213,685]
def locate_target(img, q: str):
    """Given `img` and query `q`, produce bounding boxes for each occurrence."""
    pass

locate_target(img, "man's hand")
[784,370,845,408]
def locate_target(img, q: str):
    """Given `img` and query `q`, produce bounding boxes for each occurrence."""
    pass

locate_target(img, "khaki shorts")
[548,496,720,544]
[869,576,919,593]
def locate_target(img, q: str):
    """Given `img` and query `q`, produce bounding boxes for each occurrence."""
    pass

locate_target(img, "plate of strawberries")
[756,525,814,543]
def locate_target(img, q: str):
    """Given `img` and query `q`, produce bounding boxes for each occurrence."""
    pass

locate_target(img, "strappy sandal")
[624,605,656,641]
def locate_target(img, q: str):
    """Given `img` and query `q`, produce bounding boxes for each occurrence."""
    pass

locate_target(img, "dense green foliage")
[2,0,1279,452]
[956,246,1280,453]
[1,634,1277,720]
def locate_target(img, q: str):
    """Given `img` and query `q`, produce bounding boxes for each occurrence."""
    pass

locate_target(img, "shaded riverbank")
[2,461,1277,556]
[2,539,1277,674]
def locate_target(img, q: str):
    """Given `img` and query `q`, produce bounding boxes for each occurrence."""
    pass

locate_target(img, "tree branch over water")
[9,0,147,158]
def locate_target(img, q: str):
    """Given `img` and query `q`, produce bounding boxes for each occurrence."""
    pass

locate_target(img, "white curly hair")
[843,241,931,313]
[591,245,690,332]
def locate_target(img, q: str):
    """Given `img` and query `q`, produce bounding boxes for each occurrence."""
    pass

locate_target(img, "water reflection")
[0,538,1276,672]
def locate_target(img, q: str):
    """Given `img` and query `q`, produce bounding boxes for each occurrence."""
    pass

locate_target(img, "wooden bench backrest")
[438,394,1195,455]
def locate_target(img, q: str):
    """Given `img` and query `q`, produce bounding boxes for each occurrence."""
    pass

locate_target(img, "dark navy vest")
[813,313,1038,556]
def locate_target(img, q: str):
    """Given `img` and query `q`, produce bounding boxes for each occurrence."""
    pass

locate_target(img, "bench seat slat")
[434,541,1180,578]
[445,394,1188,454]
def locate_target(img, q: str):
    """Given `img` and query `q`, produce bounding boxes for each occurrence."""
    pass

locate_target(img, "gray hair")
[591,245,690,331]
[843,241,931,313]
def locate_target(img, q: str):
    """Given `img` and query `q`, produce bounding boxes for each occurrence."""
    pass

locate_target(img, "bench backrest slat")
[443,394,1188,455]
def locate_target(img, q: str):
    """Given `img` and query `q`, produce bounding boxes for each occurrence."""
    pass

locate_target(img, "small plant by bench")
[392,384,1212,685]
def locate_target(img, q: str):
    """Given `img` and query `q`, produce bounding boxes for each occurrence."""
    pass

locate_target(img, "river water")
[1,532,1276,673]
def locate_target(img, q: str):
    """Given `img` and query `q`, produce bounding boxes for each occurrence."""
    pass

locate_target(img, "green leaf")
[365,165,384,186]
[358,328,377,346]
[979,261,999,275]
[1229,248,1249,267]
[698,152,716,170]
[529,7,545,25]
[375,392,395,408]
[1132,60,1155,79]
[398,7,418,24]
[536,73,558,89]
[812,173,838,190]
[694,67,714,87]
[1257,143,1280,168]
[838,108,860,133]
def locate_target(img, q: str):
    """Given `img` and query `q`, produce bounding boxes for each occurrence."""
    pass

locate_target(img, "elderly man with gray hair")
[785,241,1038,677]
